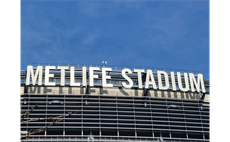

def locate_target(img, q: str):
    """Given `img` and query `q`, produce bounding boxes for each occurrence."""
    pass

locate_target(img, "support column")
[116,97,119,140]
[149,96,154,139]
[182,100,189,140]
[81,95,83,140]
[198,100,205,140]
[99,95,101,140]
[133,97,137,139]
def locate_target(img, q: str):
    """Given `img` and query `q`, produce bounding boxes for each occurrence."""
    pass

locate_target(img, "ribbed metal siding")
[21,93,209,142]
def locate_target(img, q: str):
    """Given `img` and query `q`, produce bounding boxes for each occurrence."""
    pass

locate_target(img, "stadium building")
[20,63,209,142]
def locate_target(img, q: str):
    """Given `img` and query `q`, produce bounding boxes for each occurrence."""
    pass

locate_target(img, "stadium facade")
[20,63,209,142]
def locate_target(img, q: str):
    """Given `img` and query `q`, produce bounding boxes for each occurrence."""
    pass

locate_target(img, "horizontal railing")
[21,93,209,102]
[21,94,208,102]
[23,135,209,142]
[21,127,208,134]
[27,63,201,74]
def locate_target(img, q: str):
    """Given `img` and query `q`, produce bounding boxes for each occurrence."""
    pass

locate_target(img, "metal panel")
[21,93,209,142]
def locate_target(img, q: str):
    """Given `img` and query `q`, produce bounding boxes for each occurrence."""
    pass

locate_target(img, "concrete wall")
[204,94,210,103]
[20,86,24,95]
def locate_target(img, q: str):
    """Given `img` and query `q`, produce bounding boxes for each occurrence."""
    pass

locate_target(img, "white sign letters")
[25,65,206,93]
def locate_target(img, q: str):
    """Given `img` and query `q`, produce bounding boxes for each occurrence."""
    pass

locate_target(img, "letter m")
[189,73,206,93]
[26,65,43,85]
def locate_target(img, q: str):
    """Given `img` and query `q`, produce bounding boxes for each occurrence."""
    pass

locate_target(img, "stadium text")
[25,65,206,93]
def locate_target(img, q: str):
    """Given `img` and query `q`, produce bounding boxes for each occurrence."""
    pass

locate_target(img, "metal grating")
[21,93,209,142]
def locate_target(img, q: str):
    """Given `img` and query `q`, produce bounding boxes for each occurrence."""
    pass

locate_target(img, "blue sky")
[21,0,209,78]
